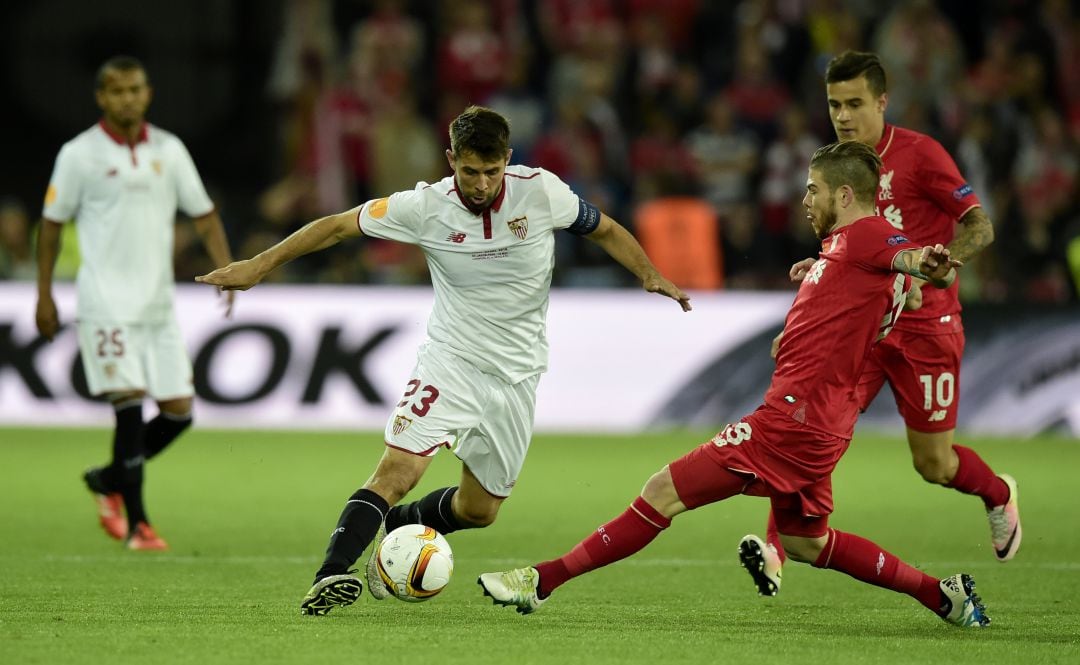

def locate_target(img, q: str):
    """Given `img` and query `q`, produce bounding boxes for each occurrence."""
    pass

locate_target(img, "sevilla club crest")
[393,415,413,435]
[507,216,528,240]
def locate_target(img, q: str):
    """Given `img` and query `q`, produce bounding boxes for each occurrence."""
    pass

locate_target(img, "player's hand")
[643,275,692,312]
[770,330,783,360]
[196,259,266,291]
[918,244,963,284]
[35,296,59,341]
[904,281,923,311]
[789,257,817,282]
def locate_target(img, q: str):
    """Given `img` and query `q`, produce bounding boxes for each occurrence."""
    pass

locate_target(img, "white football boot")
[478,567,547,614]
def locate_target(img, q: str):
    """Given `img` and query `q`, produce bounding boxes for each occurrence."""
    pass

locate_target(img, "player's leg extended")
[479,464,683,614]
[479,442,749,613]
[301,446,431,615]
[787,524,989,627]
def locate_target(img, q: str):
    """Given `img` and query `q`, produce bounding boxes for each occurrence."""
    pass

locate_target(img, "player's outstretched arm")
[196,207,362,291]
[893,243,963,289]
[585,213,692,311]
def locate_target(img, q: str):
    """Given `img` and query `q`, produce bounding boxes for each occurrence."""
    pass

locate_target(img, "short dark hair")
[825,50,887,97]
[96,55,146,90]
[809,141,882,205]
[448,106,510,160]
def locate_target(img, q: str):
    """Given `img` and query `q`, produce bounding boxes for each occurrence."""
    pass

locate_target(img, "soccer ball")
[375,524,454,602]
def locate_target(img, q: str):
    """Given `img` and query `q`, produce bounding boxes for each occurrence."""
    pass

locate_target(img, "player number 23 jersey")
[358,165,596,384]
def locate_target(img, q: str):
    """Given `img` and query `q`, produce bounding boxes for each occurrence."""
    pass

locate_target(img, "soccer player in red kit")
[741,52,1018,599]
[478,141,990,628]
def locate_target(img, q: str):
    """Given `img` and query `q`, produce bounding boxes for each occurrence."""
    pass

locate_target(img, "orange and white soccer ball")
[375,524,454,602]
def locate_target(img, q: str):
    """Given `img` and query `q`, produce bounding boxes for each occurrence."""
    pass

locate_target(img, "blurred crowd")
[2,0,1078,302]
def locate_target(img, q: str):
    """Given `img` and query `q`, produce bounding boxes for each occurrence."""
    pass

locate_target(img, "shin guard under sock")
[385,486,464,534]
[110,400,147,528]
[946,445,1009,509]
[315,488,389,582]
[144,411,193,460]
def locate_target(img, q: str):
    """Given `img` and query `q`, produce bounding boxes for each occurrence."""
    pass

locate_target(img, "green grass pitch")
[1,427,1078,664]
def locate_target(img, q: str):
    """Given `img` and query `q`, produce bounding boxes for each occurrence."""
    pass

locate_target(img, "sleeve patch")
[953,184,973,200]
[887,234,910,246]
[368,197,389,219]
[566,197,601,236]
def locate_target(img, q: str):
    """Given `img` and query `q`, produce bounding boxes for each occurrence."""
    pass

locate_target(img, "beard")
[813,206,838,239]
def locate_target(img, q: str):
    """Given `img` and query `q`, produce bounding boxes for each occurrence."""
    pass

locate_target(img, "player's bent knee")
[365,474,420,505]
[640,466,683,518]
[159,397,193,417]
[453,501,500,528]
[912,456,953,484]
[779,534,824,563]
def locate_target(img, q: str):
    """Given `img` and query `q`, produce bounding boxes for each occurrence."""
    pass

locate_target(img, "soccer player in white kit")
[196,106,691,615]
[35,56,235,551]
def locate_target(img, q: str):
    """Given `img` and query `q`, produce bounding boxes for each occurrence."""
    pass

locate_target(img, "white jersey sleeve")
[540,169,599,234]
[171,139,214,217]
[358,186,426,244]
[42,142,84,223]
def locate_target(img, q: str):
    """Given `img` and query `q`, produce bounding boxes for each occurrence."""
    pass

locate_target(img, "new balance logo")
[446,232,466,243]
[928,410,947,422]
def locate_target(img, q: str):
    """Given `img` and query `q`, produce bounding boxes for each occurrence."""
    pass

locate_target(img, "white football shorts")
[383,342,540,497]
[76,317,194,399]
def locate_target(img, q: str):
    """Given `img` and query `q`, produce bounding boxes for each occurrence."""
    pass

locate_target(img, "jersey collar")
[452,175,507,216]
[98,119,149,146]
[875,124,895,159]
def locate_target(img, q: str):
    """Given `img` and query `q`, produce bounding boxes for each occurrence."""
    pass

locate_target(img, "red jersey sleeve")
[846,217,923,272]
[916,137,982,221]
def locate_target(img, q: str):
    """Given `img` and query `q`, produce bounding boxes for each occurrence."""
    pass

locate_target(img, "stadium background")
[0,0,1077,299]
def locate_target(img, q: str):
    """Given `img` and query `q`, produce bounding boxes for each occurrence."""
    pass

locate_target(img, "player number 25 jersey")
[42,122,214,323]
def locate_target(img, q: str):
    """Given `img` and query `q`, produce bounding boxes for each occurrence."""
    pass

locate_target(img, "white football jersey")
[42,121,214,322]
[359,165,597,383]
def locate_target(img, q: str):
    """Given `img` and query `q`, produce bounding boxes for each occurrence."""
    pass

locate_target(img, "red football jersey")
[765,216,921,439]
[874,124,980,334]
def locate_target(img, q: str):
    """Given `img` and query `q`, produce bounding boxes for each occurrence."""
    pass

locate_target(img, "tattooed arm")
[949,206,994,263]
[893,244,963,289]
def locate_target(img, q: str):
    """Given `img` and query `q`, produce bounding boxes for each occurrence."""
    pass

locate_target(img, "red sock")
[947,445,1009,509]
[535,496,671,597]
[812,529,942,613]
[765,511,787,565]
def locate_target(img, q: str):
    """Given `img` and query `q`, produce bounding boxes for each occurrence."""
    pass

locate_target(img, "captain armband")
[565,198,601,236]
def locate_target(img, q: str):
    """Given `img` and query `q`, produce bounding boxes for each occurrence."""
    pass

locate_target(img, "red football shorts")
[857,328,965,433]
[668,404,849,538]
